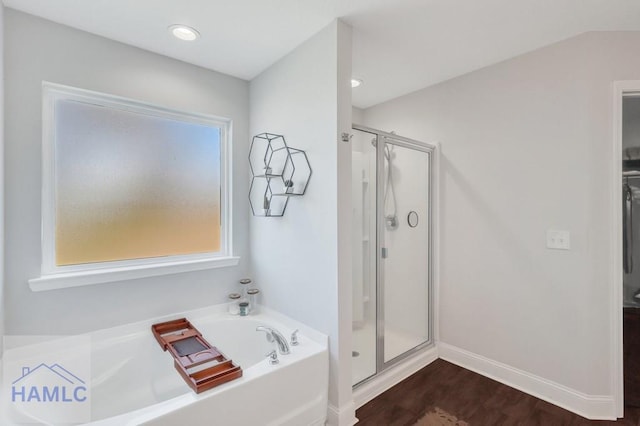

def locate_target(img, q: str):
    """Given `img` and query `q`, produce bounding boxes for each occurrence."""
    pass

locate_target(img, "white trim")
[37,82,235,288]
[611,81,640,418]
[432,142,441,344]
[28,256,240,291]
[439,343,616,420]
[352,345,438,409]
[326,401,358,426]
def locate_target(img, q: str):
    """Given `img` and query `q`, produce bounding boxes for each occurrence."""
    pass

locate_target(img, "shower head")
[371,139,394,161]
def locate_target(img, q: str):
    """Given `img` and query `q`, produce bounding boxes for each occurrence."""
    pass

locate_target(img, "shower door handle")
[381,247,388,259]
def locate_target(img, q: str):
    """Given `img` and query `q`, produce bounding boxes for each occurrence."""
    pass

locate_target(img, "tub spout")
[256,326,290,355]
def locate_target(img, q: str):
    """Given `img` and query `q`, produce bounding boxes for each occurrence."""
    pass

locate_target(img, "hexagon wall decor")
[248,133,311,217]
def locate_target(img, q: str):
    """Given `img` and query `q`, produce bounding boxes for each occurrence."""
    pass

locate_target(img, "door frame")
[612,81,640,418]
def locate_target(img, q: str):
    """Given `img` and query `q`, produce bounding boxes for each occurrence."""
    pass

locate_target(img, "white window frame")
[29,82,238,292]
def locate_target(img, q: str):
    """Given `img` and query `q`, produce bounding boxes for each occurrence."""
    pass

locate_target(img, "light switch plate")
[546,230,570,250]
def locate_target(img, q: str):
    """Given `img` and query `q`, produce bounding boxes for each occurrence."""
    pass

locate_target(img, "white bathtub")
[2,304,329,426]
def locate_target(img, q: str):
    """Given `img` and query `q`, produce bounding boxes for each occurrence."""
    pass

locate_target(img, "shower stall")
[351,125,435,387]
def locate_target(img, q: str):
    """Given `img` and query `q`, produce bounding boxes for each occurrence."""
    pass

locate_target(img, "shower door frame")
[352,124,437,383]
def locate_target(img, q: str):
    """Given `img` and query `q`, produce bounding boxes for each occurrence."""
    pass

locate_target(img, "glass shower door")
[379,136,431,365]
[351,125,434,387]
[351,128,378,385]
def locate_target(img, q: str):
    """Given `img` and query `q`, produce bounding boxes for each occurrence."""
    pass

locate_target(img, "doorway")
[614,81,640,418]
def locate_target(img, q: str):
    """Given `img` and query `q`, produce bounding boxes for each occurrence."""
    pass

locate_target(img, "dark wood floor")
[356,359,640,425]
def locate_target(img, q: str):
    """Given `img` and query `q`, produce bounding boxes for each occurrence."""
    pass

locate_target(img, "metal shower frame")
[352,124,437,385]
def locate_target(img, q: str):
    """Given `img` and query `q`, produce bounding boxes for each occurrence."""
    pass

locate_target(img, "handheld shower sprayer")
[371,136,399,231]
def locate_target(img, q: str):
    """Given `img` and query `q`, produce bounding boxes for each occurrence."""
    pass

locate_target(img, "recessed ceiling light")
[351,78,363,88]
[169,24,200,41]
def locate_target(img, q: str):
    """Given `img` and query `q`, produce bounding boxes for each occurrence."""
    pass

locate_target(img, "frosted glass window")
[43,86,229,272]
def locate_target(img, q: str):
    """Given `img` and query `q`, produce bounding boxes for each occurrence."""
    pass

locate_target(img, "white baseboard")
[352,345,439,410]
[326,400,358,426]
[438,343,616,420]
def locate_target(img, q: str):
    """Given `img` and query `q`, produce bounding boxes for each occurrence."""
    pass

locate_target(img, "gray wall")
[0,5,4,349]
[4,9,251,335]
[363,31,640,401]
[250,20,355,423]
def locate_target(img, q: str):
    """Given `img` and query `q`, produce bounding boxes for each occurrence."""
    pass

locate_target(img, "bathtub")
[1,304,328,425]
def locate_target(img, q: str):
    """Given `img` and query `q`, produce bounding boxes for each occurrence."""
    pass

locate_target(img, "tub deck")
[1,304,329,426]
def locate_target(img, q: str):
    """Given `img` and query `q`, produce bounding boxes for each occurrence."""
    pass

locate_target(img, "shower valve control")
[546,230,570,250]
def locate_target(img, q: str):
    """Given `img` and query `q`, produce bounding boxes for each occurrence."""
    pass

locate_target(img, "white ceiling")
[4,0,640,108]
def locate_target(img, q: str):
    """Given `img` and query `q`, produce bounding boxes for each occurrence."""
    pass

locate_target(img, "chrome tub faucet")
[256,326,291,355]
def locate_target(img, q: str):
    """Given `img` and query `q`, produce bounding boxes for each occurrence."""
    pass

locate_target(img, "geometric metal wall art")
[248,133,312,217]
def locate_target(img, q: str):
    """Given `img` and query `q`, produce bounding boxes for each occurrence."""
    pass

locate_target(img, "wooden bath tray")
[152,318,242,393]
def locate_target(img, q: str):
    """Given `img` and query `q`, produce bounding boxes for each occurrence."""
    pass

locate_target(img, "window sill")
[28,256,241,292]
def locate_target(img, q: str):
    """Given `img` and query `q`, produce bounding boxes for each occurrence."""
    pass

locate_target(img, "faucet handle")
[266,349,279,365]
[290,329,300,346]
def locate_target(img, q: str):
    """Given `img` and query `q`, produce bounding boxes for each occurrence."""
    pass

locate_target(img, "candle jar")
[228,293,241,315]
[239,302,249,317]
[247,288,260,314]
